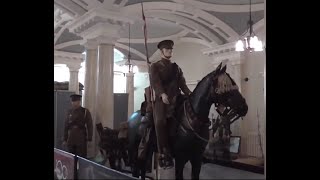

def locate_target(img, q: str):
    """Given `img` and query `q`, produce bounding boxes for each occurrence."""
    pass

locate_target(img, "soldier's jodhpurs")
[66,127,87,158]
[154,96,176,155]
[67,142,87,158]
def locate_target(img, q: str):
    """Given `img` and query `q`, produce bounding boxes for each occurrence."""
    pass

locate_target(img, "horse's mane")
[216,73,239,94]
[189,71,215,116]
[192,71,215,94]
[192,70,238,95]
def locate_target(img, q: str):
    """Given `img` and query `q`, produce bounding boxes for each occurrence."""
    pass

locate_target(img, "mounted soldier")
[127,61,248,179]
[150,40,192,169]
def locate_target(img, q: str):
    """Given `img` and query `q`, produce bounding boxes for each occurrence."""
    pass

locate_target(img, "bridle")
[181,94,243,144]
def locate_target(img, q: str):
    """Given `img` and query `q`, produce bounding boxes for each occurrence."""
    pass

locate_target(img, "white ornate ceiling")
[54,0,264,61]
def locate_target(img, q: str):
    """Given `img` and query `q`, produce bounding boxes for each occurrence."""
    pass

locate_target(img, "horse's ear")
[214,62,222,73]
[220,64,227,73]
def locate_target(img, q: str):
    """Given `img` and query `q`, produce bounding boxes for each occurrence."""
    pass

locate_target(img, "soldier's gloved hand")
[161,93,170,104]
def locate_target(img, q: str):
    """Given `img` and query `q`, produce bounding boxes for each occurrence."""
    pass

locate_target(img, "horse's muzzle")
[236,103,248,117]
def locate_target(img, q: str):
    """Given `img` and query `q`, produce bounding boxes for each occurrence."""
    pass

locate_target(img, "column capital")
[96,35,118,45]
[125,72,134,77]
[83,39,99,50]
[54,50,85,65]
[67,64,82,72]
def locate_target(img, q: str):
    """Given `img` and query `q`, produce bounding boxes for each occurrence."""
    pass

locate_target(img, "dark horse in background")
[96,123,129,171]
[127,63,248,180]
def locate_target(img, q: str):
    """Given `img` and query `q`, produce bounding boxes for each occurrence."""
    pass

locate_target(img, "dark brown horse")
[128,63,248,180]
[96,123,129,171]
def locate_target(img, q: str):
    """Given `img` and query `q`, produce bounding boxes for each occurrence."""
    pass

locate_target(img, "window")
[114,49,126,93]
[54,64,69,82]
[54,49,126,93]
[79,62,85,86]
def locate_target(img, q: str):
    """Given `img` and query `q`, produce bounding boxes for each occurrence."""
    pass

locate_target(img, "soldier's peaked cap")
[70,94,82,101]
[157,40,174,49]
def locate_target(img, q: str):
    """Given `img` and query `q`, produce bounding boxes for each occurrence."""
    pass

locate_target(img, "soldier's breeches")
[154,100,169,154]
[67,142,87,158]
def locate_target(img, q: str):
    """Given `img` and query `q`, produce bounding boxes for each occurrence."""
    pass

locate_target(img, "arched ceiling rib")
[54,0,89,17]
[147,12,223,44]
[171,0,264,12]
[116,43,147,60]
[194,0,263,5]
[119,17,184,39]
[208,10,264,35]
[122,2,240,41]
[55,28,83,45]
[125,0,174,6]
[54,21,73,45]
[117,30,189,44]
[60,44,85,53]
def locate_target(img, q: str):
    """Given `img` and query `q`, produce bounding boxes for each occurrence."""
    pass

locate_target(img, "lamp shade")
[235,40,244,51]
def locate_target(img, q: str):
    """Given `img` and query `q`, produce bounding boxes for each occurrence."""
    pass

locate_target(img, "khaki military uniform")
[64,107,93,158]
[150,58,191,155]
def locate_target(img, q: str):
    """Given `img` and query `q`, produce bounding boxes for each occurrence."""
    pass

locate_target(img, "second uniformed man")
[63,94,93,158]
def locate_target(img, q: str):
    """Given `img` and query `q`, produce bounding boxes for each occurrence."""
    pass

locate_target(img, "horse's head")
[208,63,248,117]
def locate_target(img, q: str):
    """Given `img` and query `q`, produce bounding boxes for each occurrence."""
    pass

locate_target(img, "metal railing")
[54,148,138,180]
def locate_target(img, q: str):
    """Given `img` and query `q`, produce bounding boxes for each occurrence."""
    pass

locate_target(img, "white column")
[83,40,98,113]
[66,9,132,129]
[96,37,115,128]
[126,72,134,118]
[83,40,99,158]
[230,63,242,137]
[67,64,81,94]
[232,63,242,93]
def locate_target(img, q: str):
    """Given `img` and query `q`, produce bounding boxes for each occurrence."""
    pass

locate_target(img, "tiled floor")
[155,161,265,179]
[99,157,265,179]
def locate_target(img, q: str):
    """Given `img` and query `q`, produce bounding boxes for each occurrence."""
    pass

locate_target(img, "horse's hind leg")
[190,155,202,180]
[138,159,146,180]
[109,156,116,170]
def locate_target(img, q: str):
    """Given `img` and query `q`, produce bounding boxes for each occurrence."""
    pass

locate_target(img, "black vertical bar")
[74,155,78,179]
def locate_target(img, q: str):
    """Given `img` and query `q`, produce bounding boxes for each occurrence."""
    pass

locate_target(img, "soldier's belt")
[70,125,85,129]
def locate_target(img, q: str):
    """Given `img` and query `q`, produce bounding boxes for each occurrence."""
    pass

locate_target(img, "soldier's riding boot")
[164,154,174,169]
[159,148,174,169]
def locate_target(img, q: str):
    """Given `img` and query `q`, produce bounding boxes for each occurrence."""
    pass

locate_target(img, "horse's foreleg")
[190,156,202,180]
[131,154,140,178]
[137,159,146,180]
[131,166,139,178]
[175,156,187,180]
[109,155,116,170]
[131,154,140,179]
[130,139,141,178]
